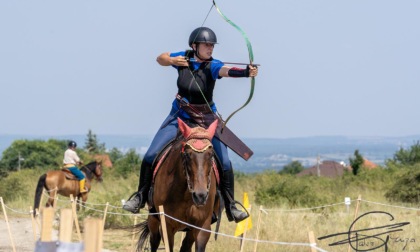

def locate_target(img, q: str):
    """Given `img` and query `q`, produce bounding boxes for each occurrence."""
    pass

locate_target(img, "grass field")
[1,167,419,251]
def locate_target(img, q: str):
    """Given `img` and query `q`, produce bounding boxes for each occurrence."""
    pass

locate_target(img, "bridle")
[181,137,214,194]
[82,161,102,181]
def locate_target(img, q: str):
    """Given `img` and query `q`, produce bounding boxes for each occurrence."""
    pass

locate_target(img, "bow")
[211,0,255,129]
[188,1,256,129]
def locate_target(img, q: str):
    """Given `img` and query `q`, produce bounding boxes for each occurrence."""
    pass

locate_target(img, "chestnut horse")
[33,161,103,215]
[137,118,220,252]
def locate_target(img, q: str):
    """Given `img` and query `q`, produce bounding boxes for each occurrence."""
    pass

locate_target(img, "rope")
[162,212,328,252]
[360,199,420,211]
[264,202,346,212]
[2,196,418,251]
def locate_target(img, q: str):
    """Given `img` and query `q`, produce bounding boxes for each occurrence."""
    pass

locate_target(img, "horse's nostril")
[192,191,209,206]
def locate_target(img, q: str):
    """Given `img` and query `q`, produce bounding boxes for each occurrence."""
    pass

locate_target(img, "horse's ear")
[207,119,218,139]
[178,118,191,138]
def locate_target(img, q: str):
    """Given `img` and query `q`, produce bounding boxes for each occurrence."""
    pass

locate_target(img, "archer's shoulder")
[170,51,187,57]
[211,58,224,68]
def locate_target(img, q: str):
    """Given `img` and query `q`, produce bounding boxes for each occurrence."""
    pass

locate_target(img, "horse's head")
[93,160,103,182]
[178,118,218,207]
[83,161,103,182]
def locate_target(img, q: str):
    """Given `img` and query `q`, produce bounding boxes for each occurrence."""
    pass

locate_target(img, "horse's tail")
[135,220,150,252]
[33,174,47,217]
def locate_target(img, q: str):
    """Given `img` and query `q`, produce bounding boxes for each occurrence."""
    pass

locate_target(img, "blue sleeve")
[169,51,186,69]
[211,59,224,80]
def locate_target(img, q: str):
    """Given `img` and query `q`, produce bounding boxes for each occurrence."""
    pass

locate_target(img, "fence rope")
[2,204,32,215]
[264,201,346,212]
[2,196,419,252]
[42,190,124,209]
[76,201,156,217]
[360,199,420,210]
[162,212,329,252]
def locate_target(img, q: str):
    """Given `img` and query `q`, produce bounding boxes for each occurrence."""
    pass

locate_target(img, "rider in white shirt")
[63,141,87,193]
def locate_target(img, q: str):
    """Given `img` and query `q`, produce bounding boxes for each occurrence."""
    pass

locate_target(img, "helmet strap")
[193,43,208,61]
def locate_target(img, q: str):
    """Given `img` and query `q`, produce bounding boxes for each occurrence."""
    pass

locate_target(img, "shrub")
[385,164,420,203]
[255,174,332,207]
[113,149,141,179]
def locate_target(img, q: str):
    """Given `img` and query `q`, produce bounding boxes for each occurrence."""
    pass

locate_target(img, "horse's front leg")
[76,193,88,211]
[166,228,176,252]
[180,230,194,252]
[193,222,212,252]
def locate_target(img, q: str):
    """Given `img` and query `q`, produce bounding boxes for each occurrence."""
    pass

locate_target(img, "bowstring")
[187,3,224,122]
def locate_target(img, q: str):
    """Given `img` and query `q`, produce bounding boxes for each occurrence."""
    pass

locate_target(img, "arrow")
[187,57,260,67]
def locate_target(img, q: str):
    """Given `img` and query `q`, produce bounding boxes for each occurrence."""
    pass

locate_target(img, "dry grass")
[100,199,420,252]
[1,168,419,251]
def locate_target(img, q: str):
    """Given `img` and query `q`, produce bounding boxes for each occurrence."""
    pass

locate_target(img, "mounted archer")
[123,27,258,223]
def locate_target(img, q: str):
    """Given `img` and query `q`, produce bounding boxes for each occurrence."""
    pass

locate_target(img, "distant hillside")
[1,134,419,173]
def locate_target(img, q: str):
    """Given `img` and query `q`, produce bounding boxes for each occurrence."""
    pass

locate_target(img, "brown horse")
[137,118,220,252]
[33,161,103,215]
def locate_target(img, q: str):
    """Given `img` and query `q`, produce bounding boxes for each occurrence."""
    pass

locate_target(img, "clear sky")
[1,1,419,139]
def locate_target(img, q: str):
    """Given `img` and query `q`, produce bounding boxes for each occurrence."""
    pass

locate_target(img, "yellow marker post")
[234,192,253,237]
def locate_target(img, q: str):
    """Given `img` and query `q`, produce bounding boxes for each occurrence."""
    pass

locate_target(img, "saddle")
[61,168,78,180]
[176,97,253,161]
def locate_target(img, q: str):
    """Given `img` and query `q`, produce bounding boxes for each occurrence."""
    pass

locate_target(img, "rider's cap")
[68,141,77,148]
[188,27,217,47]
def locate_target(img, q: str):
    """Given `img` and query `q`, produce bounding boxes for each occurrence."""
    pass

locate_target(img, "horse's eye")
[184,151,192,160]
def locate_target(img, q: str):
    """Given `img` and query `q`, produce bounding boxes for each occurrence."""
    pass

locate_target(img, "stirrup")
[126,191,139,201]
[228,200,250,223]
[123,192,142,213]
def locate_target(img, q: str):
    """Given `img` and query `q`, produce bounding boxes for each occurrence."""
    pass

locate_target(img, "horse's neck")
[80,166,93,180]
[159,149,187,189]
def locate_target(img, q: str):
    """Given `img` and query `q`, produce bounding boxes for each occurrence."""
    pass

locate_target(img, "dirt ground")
[0,218,41,252]
[0,218,116,252]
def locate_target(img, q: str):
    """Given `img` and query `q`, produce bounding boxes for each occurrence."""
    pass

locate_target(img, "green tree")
[0,139,67,171]
[113,149,141,178]
[349,149,364,175]
[391,141,420,166]
[108,147,124,163]
[279,160,304,175]
[84,129,106,154]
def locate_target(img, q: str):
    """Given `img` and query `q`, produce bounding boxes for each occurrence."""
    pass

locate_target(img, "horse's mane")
[81,161,97,170]
[80,161,99,180]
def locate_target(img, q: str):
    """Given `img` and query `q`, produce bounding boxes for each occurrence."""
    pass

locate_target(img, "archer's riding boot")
[123,162,153,213]
[221,167,249,223]
[79,178,88,193]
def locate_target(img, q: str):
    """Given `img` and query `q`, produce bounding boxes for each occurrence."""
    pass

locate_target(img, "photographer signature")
[318,211,410,251]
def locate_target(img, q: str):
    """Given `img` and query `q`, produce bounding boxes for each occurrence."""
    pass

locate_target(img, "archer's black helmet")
[188,27,217,47]
[68,141,77,148]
